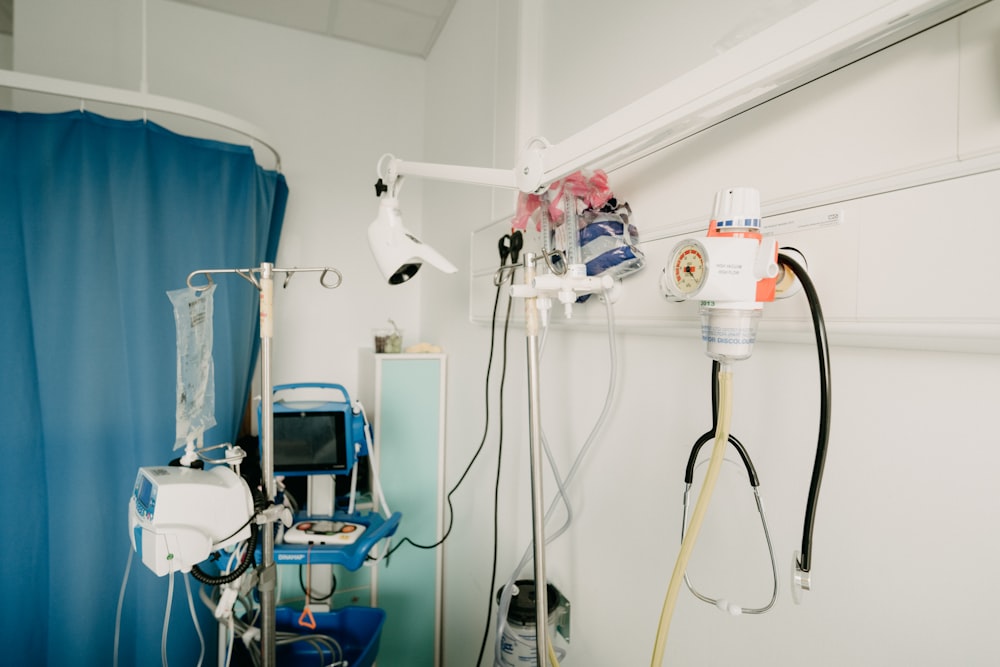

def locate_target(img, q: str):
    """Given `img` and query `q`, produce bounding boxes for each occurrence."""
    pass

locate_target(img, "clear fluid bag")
[167,284,217,449]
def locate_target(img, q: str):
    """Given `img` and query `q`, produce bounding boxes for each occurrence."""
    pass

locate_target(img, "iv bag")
[168,285,217,450]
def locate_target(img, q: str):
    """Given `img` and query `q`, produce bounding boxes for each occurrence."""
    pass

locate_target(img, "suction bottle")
[659,187,779,360]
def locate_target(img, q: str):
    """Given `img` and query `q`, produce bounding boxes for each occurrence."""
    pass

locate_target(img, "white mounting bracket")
[511,269,616,318]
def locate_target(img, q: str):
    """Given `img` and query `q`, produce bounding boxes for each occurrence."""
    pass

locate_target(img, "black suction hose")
[778,250,832,574]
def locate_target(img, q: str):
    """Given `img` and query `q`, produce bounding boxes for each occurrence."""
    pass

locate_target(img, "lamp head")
[367,190,457,285]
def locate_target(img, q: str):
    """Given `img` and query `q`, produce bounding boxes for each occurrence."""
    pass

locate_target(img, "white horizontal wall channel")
[469,5,1000,354]
[471,166,1000,354]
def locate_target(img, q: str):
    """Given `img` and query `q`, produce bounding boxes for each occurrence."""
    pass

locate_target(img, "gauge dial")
[670,241,707,296]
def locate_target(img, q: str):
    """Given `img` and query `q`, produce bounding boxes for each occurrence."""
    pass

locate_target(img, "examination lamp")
[366,148,543,285]
[367,172,458,285]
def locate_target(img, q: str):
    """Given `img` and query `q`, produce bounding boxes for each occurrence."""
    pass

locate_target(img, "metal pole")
[182,263,338,667]
[522,253,549,666]
[258,263,277,667]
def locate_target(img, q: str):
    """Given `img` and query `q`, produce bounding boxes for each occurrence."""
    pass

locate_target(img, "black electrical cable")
[381,280,503,557]
[369,233,517,665]
[383,232,521,559]
[298,565,336,602]
[215,512,257,546]
[778,250,832,574]
[476,270,514,667]
[190,522,259,586]
[190,485,264,586]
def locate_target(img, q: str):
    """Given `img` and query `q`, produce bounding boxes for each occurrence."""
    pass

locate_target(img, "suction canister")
[496,580,570,666]
[659,187,779,361]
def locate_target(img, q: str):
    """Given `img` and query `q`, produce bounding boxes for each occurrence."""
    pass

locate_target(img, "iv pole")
[522,253,550,661]
[258,264,277,665]
[187,262,342,667]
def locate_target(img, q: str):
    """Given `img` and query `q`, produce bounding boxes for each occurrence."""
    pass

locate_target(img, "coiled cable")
[190,520,259,586]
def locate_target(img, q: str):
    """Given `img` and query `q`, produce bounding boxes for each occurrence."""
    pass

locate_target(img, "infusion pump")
[129,465,254,576]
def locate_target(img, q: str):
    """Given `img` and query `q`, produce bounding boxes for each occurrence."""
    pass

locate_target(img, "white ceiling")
[168,0,457,58]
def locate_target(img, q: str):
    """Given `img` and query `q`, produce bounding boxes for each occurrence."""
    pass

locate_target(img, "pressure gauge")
[663,240,708,299]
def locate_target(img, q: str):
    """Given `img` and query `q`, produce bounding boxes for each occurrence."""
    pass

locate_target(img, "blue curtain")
[0,110,287,666]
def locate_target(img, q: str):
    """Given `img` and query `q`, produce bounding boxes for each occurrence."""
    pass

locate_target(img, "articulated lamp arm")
[376,138,548,195]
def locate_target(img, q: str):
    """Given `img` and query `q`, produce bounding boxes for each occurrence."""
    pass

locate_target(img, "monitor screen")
[272,410,348,474]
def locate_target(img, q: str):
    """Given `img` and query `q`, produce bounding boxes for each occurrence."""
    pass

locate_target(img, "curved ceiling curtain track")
[0,67,282,170]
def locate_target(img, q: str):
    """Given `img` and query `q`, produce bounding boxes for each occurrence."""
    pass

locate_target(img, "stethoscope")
[680,360,778,616]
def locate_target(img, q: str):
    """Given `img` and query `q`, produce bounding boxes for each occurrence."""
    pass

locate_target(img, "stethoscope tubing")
[679,362,778,615]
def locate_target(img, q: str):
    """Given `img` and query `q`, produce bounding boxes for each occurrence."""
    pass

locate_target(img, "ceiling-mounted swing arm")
[373,139,549,197]
[372,0,982,203]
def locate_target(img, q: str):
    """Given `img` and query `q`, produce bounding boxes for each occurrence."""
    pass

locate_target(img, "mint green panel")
[377,357,442,666]
[278,564,370,610]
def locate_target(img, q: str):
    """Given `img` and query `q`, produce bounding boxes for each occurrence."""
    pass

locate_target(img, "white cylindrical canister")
[496,580,567,666]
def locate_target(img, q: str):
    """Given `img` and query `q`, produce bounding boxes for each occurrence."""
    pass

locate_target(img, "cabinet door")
[373,354,445,667]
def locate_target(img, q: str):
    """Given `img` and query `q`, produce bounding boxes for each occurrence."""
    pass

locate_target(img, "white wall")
[533,0,818,145]
[419,1,531,664]
[425,1,1000,665]
[13,0,428,396]
[14,0,143,89]
[10,0,1000,664]
[0,32,11,108]
[143,0,430,391]
[0,33,11,69]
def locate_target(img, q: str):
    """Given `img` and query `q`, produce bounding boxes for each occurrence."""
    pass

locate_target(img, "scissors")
[498,230,523,265]
[494,231,524,285]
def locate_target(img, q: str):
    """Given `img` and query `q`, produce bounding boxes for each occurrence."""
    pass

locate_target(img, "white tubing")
[162,570,174,667]
[650,364,734,666]
[495,290,619,665]
[359,404,392,518]
[113,548,134,667]
[184,574,205,667]
[348,444,360,515]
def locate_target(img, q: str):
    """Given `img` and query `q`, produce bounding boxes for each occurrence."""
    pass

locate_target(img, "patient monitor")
[263,383,369,476]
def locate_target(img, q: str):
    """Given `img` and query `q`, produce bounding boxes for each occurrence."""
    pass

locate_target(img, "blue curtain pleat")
[0,115,51,658]
[0,110,287,666]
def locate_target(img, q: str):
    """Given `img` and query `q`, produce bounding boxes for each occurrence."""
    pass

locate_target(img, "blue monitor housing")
[259,383,368,476]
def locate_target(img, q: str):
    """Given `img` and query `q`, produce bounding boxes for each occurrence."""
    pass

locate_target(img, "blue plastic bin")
[274,605,385,667]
